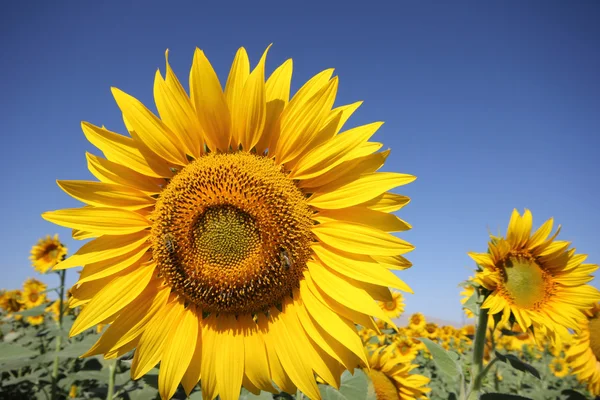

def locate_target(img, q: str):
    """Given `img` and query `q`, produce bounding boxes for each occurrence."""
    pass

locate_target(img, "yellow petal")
[240,316,275,393]
[181,313,203,395]
[111,87,187,165]
[86,153,162,194]
[70,261,155,336]
[348,141,383,158]
[54,231,149,270]
[159,304,199,400]
[312,221,413,256]
[225,47,250,111]
[527,217,554,249]
[258,58,293,154]
[298,150,389,190]
[57,181,155,210]
[314,207,411,232]
[234,46,269,150]
[190,48,231,152]
[78,249,150,284]
[225,47,250,148]
[309,172,416,209]
[82,122,172,178]
[201,316,219,400]
[312,244,413,293]
[302,101,363,154]
[307,260,394,326]
[215,315,245,400]
[299,279,367,364]
[274,77,338,165]
[154,52,204,159]
[268,308,321,400]
[257,316,297,394]
[291,121,383,180]
[42,207,150,235]
[72,229,99,240]
[131,298,182,380]
[360,192,410,213]
[295,295,360,370]
[81,282,169,357]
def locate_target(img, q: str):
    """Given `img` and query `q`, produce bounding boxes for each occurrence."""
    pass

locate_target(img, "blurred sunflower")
[567,303,600,396]
[30,234,67,273]
[365,346,430,400]
[392,336,419,363]
[26,315,45,326]
[0,290,24,315]
[22,278,47,309]
[548,357,569,378]
[42,46,416,400]
[469,209,600,339]
[379,290,405,320]
[408,313,426,332]
[423,322,438,340]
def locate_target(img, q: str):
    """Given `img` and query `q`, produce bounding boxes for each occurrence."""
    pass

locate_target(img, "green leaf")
[462,291,479,317]
[0,343,38,362]
[239,388,273,399]
[319,368,374,400]
[142,368,159,390]
[188,391,204,399]
[480,394,533,400]
[13,302,51,317]
[418,338,460,378]
[560,389,589,400]
[494,351,541,379]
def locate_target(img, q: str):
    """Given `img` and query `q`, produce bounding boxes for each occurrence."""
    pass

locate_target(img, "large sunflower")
[365,346,430,400]
[469,209,600,340]
[30,234,67,273]
[567,303,600,396]
[42,46,416,400]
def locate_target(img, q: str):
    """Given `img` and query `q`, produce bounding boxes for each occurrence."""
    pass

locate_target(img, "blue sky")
[1,1,598,323]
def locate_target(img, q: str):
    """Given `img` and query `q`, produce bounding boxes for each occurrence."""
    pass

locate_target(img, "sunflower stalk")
[50,269,66,400]
[467,304,490,400]
[106,359,118,400]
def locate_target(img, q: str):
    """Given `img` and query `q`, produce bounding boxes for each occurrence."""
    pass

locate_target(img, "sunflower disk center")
[151,152,313,315]
[193,206,261,267]
[501,256,547,309]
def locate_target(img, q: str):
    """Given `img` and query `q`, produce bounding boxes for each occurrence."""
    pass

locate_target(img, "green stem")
[467,306,490,400]
[106,359,118,400]
[51,269,66,400]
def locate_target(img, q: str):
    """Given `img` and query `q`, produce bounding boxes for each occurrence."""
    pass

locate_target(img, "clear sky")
[1,1,599,323]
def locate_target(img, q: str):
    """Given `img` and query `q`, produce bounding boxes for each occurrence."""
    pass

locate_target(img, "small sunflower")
[549,357,569,378]
[392,336,419,363]
[423,323,438,340]
[42,46,416,400]
[30,234,67,273]
[365,346,430,400]
[0,290,24,314]
[22,278,47,309]
[469,209,600,339]
[379,291,405,320]
[26,315,45,326]
[408,313,426,332]
[567,303,600,396]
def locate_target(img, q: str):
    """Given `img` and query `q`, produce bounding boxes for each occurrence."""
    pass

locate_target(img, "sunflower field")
[1,46,599,400]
